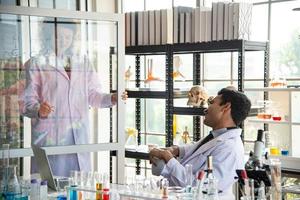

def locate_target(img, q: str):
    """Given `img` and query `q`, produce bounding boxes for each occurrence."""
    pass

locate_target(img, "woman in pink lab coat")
[22,20,123,176]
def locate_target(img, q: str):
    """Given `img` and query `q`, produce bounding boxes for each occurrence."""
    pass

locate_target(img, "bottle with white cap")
[40,180,48,200]
[30,179,39,200]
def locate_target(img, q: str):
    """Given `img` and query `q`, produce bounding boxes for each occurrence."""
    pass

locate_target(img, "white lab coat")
[161,128,244,198]
[22,54,112,176]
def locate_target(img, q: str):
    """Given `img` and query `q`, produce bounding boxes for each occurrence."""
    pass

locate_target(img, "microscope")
[237,129,272,199]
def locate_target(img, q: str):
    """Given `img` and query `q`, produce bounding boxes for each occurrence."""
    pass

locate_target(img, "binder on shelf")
[125,12,131,46]
[199,7,211,42]
[173,6,193,44]
[228,3,234,40]
[224,2,229,40]
[149,10,155,45]
[185,12,192,43]
[200,10,206,42]
[143,11,149,45]
[137,11,144,46]
[130,12,136,46]
[217,2,224,41]
[212,2,218,41]
[192,7,201,43]
[161,9,173,45]
[155,10,161,45]
[179,13,185,43]
[205,11,212,42]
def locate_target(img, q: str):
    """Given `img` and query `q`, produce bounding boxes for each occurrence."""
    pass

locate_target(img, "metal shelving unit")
[125,39,269,174]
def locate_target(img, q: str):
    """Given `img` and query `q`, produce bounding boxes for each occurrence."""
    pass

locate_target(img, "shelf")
[246,118,289,124]
[111,150,149,160]
[173,107,206,116]
[127,90,166,99]
[127,90,189,99]
[125,40,268,55]
[244,87,300,92]
[125,44,169,55]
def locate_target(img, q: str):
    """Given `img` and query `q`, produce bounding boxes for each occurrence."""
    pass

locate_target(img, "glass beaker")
[256,100,273,120]
[1,165,21,198]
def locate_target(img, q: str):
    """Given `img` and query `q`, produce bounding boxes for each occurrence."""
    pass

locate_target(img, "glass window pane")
[146,134,165,147]
[270,1,300,79]
[36,0,77,10]
[146,0,172,10]
[0,0,17,5]
[174,115,193,139]
[292,92,300,123]
[0,14,25,149]
[292,125,300,157]
[123,0,144,12]
[203,81,231,96]
[233,52,265,80]
[145,99,165,133]
[204,53,231,80]
[252,4,268,41]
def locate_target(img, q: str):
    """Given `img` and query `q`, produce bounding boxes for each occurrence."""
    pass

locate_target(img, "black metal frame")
[125,39,269,172]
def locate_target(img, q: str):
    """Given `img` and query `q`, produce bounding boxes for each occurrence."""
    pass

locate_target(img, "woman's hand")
[111,91,128,105]
[38,101,54,118]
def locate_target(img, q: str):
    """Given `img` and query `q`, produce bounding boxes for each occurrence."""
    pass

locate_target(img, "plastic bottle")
[39,180,47,200]
[30,179,39,200]
[67,185,77,200]
[103,188,109,200]
[203,156,219,200]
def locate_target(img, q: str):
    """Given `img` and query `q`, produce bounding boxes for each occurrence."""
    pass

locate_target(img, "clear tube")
[185,164,193,193]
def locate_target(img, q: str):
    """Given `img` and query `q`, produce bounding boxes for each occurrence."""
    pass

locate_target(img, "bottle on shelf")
[202,156,219,200]
[40,180,48,200]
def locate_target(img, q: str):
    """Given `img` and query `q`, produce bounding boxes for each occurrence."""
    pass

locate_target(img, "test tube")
[185,164,193,193]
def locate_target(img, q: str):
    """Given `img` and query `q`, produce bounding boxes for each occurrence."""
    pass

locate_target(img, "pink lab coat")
[22,54,112,176]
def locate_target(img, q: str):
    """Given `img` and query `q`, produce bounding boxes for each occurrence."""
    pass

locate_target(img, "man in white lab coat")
[149,88,251,198]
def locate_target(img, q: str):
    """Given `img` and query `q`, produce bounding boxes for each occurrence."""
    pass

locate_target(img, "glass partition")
[0,6,124,181]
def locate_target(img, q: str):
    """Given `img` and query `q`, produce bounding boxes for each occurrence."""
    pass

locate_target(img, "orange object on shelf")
[144,59,162,83]
[257,113,272,119]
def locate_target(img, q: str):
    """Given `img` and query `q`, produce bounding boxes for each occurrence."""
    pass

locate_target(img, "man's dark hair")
[218,88,251,126]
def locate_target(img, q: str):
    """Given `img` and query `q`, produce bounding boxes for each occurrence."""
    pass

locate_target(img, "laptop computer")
[31,144,68,191]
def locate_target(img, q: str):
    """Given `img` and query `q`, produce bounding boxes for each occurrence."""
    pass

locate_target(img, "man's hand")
[149,148,174,165]
[38,101,54,118]
[163,146,179,157]
[111,91,128,105]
